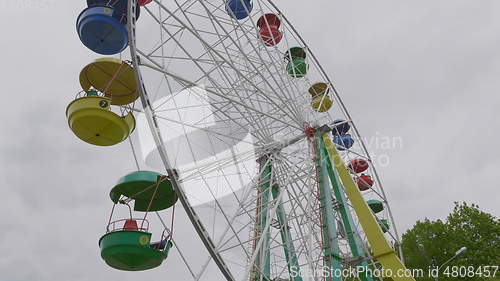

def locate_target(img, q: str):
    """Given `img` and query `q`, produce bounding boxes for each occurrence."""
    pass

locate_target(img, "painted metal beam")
[271,184,303,281]
[322,134,416,281]
[252,161,272,281]
[320,138,373,281]
[315,137,343,281]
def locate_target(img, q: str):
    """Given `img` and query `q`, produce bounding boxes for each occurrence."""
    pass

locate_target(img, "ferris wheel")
[68,0,416,280]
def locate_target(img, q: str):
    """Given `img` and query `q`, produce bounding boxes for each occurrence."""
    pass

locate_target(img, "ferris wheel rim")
[126,0,404,279]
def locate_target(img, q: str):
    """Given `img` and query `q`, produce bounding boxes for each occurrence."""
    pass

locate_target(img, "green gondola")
[285,47,308,78]
[99,171,177,271]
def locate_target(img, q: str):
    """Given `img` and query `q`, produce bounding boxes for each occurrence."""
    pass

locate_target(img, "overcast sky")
[0,0,499,280]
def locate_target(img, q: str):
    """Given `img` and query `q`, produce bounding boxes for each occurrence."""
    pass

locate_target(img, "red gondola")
[356,174,374,191]
[348,159,369,173]
[257,14,282,46]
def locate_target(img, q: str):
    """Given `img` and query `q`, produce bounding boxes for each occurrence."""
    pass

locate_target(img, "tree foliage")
[401,202,499,281]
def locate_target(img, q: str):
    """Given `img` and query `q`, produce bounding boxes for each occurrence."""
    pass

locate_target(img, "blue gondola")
[333,134,354,151]
[332,119,350,135]
[77,6,129,55]
[226,0,253,20]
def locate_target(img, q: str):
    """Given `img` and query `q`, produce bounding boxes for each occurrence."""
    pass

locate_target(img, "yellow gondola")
[308,82,333,112]
[66,94,135,146]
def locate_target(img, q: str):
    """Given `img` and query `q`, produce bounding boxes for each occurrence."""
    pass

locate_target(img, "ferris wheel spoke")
[197,4,305,123]
[163,0,305,126]
[145,24,186,58]
[139,58,302,132]
[145,39,297,144]
[275,159,323,239]
[180,153,257,181]
[228,12,307,123]
[154,211,199,279]
[142,8,248,94]
[192,156,276,280]
[137,59,270,142]
[148,28,257,72]
[148,54,226,65]
[154,0,197,25]
[186,0,256,30]
[153,114,253,145]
